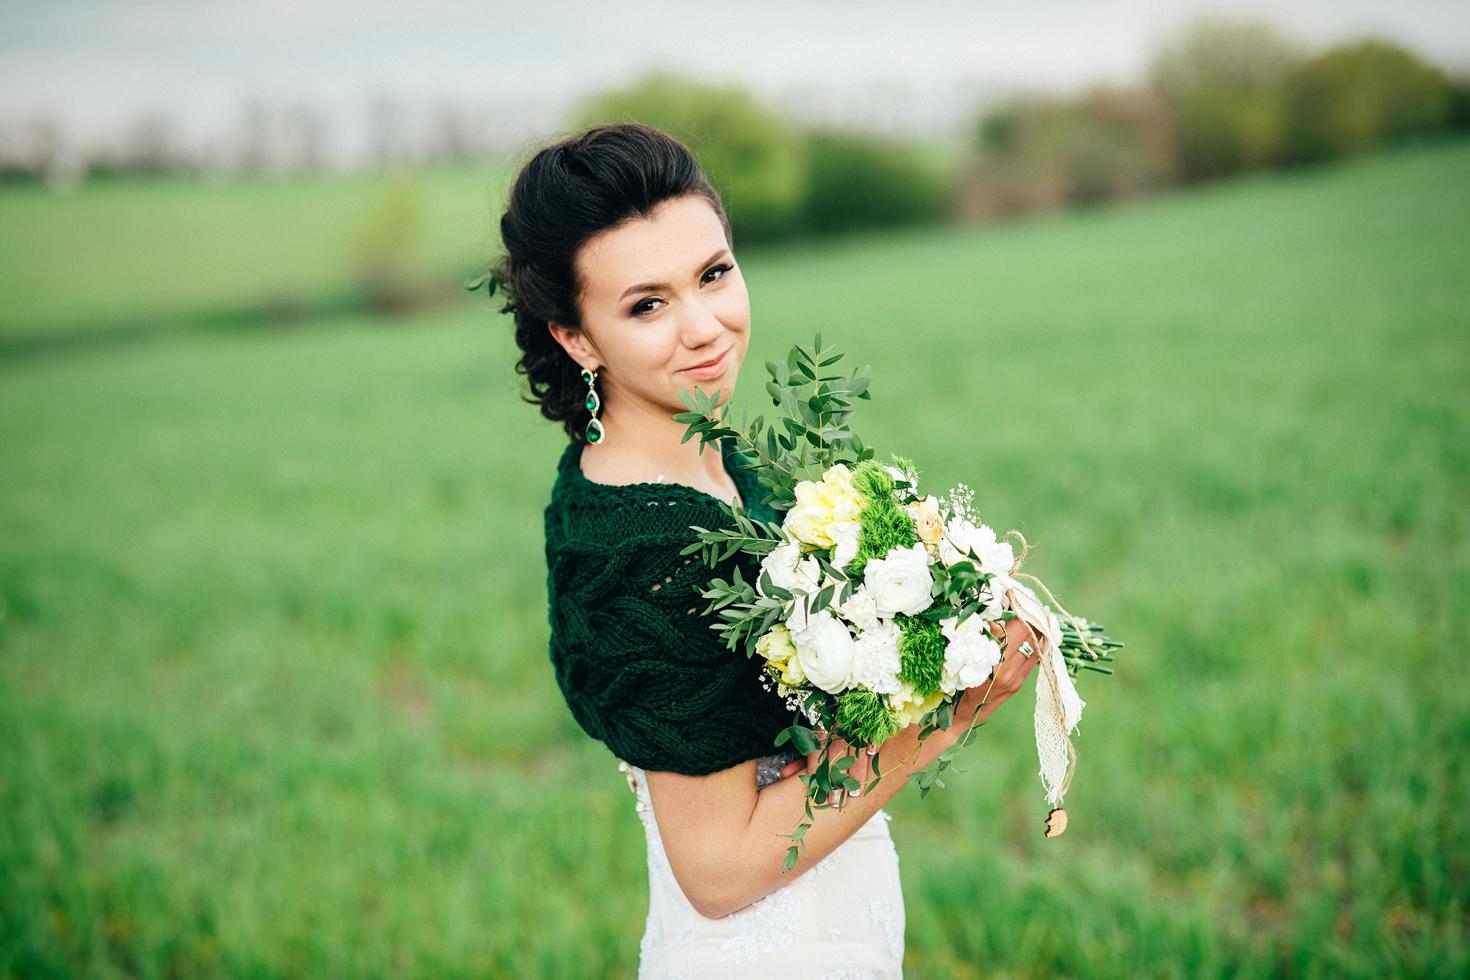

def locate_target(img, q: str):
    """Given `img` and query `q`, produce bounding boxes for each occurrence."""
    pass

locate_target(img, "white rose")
[864,543,935,618]
[850,620,903,694]
[791,610,858,694]
[938,614,1003,694]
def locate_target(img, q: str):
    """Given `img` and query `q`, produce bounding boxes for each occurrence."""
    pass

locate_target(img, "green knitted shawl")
[543,437,796,775]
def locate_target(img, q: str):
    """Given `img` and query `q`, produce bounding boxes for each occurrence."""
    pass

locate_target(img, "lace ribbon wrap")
[543,439,797,776]
[1006,579,1086,808]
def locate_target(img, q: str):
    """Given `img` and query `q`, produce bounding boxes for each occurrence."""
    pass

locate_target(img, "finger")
[836,739,852,786]
[779,757,806,779]
[835,738,855,805]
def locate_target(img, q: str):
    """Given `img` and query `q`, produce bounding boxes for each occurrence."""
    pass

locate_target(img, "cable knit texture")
[544,437,797,775]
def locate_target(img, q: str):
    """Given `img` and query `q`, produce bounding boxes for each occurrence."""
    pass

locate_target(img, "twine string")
[1002,531,1083,807]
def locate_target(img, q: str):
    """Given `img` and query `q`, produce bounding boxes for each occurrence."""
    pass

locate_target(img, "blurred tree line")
[363,18,1470,314]
[568,71,950,244]
[956,18,1467,220]
[558,18,1467,236]
[6,15,1460,327]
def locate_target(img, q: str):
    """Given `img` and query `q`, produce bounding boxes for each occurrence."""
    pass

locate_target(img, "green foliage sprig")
[673,332,874,512]
[675,335,1123,873]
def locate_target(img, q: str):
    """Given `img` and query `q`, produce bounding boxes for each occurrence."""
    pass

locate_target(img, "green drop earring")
[581,367,605,444]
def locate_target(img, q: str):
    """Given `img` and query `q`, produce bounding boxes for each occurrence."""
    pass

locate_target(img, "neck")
[585,390,730,484]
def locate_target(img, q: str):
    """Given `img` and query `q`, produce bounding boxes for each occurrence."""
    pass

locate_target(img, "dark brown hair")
[481,122,732,442]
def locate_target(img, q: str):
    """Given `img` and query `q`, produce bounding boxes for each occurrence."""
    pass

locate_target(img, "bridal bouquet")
[673,336,1122,873]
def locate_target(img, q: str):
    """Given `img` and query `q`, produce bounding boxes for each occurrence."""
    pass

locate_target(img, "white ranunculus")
[850,619,903,694]
[791,610,858,694]
[834,584,880,633]
[939,517,1016,587]
[864,543,935,618]
[938,613,1003,694]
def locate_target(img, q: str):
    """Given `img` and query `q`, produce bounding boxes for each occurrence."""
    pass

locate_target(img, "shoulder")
[546,447,729,550]
[573,441,664,488]
[540,442,795,776]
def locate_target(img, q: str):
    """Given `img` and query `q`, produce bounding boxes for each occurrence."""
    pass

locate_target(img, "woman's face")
[550,193,750,424]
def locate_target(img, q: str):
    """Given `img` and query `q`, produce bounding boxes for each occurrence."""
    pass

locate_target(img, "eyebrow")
[618,248,732,302]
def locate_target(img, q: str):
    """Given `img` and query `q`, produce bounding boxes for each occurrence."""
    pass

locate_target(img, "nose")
[679,299,726,350]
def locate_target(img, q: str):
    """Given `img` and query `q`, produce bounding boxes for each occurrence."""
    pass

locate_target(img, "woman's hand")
[953,613,1045,726]
[775,613,1045,792]
[775,728,877,804]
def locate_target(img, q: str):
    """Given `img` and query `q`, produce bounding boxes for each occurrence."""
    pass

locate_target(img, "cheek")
[636,332,678,369]
[717,280,752,327]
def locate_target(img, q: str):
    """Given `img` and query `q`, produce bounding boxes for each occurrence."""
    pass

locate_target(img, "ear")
[547,321,599,373]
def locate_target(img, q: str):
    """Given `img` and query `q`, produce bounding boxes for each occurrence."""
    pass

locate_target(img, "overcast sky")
[3,0,1467,154]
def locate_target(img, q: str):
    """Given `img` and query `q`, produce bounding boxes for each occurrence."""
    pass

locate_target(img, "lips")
[682,348,731,372]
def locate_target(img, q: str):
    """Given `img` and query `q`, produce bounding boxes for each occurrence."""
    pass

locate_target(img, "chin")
[713,365,742,404]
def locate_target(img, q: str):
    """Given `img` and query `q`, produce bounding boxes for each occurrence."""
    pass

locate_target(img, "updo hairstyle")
[483,122,732,441]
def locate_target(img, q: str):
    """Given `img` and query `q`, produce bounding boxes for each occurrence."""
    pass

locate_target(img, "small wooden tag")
[1044,807,1069,838]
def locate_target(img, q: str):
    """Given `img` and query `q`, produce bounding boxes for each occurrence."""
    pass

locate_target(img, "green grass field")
[0,163,513,339]
[2,136,1467,977]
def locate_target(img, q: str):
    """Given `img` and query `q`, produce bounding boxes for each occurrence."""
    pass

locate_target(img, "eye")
[630,263,735,319]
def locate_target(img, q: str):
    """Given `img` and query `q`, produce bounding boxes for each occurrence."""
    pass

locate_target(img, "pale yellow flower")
[889,681,945,728]
[778,654,807,688]
[913,495,944,546]
[756,624,798,666]
[785,464,865,549]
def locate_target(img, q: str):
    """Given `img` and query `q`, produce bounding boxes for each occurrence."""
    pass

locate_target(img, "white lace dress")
[619,752,907,979]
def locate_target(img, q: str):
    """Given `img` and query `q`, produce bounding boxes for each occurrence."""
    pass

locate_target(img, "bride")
[485,122,1045,977]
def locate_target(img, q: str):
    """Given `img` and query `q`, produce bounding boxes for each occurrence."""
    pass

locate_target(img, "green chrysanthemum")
[896,614,945,697]
[850,458,893,500]
[835,688,901,747]
[846,459,918,579]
